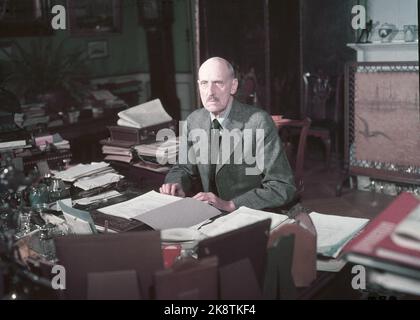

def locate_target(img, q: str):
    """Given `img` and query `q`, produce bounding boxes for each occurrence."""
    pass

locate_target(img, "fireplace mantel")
[347,42,418,62]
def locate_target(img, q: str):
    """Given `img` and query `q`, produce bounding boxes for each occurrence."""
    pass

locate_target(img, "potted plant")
[1,39,90,116]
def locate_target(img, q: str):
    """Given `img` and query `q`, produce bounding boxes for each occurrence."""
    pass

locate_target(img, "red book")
[343,193,420,279]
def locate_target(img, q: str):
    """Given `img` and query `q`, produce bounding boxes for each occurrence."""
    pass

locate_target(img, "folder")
[54,231,163,300]
[343,193,420,280]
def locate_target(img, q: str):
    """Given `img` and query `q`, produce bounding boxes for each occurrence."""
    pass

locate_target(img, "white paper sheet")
[117,98,172,129]
[73,172,123,191]
[54,162,110,182]
[98,190,181,220]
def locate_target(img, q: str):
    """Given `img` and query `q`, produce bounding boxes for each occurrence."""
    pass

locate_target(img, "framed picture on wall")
[68,0,122,36]
[87,40,108,59]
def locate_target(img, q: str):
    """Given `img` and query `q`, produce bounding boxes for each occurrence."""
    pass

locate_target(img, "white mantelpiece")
[347,42,418,62]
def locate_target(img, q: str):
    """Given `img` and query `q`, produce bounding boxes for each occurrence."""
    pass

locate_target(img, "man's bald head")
[199,57,235,80]
[197,57,238,115]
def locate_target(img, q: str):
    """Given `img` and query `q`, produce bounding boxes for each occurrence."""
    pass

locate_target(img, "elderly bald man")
[160,57,296,212]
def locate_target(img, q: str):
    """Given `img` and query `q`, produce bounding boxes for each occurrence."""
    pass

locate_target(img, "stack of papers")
[54,162,111,182]
[102,145,132,157]
[117,99,172,129]
[73,172,123,191]
[309,212,369,258]
[53,139,70,150]
[74,190,122,206]
[52,133,70,150]
[0,139,27,150]
[134,137,179,164]
[53,162,123,191]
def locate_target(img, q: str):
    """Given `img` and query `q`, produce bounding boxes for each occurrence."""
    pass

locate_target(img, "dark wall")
[0,0,193,79]
[302,0,356,77]
[270,0,301,118]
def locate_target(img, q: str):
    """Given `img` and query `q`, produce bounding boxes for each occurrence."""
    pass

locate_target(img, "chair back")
[278,118,311,196]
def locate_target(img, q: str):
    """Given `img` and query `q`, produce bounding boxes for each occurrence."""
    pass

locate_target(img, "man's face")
[198,60,238,115]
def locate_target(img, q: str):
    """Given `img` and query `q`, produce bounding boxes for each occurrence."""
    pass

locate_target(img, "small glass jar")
[17,209,33,236]
[48,178,66,203]
[29,184,49,210]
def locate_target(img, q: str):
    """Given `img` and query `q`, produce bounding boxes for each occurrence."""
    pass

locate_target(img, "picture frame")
[87,40,108,59]
[345,61,420,185]
[68,0,122,36]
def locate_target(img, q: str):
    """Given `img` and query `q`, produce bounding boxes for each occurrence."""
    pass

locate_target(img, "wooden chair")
[302,72,343,168]
[276,117,312,199]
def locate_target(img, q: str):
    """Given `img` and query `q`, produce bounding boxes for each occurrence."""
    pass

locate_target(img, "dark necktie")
[208,119,222,195]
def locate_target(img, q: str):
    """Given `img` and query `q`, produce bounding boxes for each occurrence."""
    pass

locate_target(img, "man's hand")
[193,192,236,212]
[159,183,186,197]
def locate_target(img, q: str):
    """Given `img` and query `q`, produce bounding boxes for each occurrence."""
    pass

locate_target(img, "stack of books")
[34,133,70,150]
[100,99,178,172]
[343,193,420,295]
[0,129,31,153]
[20,102,50,129]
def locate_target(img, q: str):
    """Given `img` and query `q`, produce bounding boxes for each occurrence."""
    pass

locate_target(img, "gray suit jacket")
[165,99,296,210]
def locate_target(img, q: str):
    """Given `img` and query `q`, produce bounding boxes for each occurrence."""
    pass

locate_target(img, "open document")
[191,206,290,238]
[309,212,369,258]
[98,191,222,229]
[98,191,182,220]
[117,98,172,128]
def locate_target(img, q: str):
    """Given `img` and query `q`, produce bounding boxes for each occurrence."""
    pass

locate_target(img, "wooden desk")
[108,160,400,299]
[109,161,167,189]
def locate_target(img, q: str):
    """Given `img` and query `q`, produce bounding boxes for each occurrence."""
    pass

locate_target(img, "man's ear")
[231,78,239,95]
